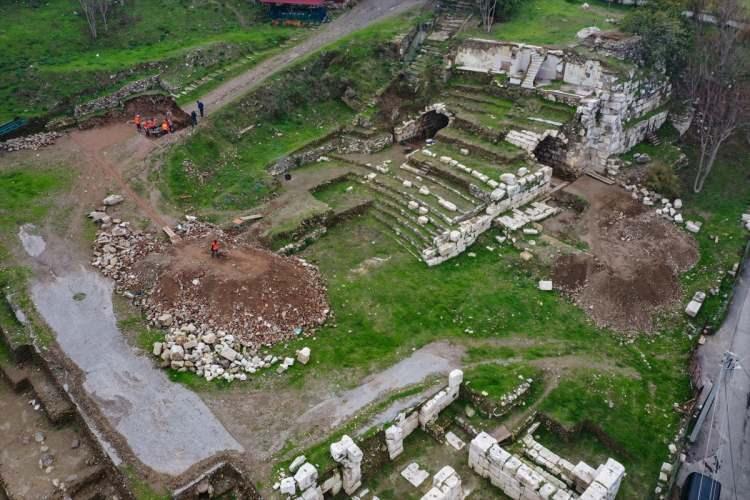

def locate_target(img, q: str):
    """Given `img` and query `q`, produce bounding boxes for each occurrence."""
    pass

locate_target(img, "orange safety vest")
[134,114,141,125]
[161,121,169,131]
[211,241,219,252]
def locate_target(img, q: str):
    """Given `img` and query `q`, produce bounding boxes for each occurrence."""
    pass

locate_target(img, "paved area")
[682,247,750,498]
[25,232,243,477]
[192,0,428,115]
[297,341,464,429]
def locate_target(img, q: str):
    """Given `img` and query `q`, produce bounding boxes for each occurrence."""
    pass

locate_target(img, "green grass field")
[161,11,421,213]
[461,0,631,46]
[0,0,300,121]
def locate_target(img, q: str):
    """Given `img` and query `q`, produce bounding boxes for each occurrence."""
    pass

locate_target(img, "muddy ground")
[545,176,699,333]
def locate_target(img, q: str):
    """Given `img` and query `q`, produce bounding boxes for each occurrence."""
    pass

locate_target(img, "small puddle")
[18,224,46,257]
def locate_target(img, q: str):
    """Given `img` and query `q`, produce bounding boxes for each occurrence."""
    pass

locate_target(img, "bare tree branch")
[78,0,98,39]
[477,0,497,33]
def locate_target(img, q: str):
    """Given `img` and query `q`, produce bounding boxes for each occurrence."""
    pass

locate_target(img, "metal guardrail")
[0,118,27,139]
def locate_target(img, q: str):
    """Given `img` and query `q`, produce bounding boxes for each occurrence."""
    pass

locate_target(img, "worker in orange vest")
[133,114,142,131]
[161,120,169,134]
[210,240,220,258]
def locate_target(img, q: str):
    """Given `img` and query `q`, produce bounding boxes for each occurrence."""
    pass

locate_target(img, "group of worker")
[132,113,174,136]
[131,101,206,135]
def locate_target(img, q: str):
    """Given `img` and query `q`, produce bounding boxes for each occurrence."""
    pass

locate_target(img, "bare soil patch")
[123,223,329,347]
[550,176,698,333]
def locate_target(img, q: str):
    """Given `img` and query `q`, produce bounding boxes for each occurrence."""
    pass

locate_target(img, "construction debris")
[0,132,61,152]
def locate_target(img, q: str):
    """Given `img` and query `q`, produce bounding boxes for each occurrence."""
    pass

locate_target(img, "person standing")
[190,110,198,128]
[210,239,220,258]
[197,100,205,118]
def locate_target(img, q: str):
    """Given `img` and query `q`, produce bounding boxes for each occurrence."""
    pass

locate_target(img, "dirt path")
[203,341,464,485]
[192,0,428,115]
[69,125,171,229]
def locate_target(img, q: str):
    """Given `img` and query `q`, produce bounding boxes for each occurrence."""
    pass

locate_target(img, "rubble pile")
[0,132,61,152]
[89,205,328,382]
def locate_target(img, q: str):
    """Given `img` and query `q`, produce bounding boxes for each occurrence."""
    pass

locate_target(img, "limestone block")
[685,300,702,317]
[294,462,318,492]
[572,462,596,492]
[685,221,702,233]
[385,425,404,460]
[439,199,457,212]
[320,470,342,496]
[445,431,465,451]
[504,456,523,475]
[539,483,558,499]
[449,369,463,388]
[342,466,362,496]
[402,462,430,487]
[552,490,573,500]
[418,216,430,225]
[579,481,609,500]
[403,180,413,188]
[289,455,306,473]
[449,230,461,242]
[491,188,507,202]
[516,464,543,490]
[408,200,420,211]
[501,173,517,186]
[440,156,452,164]
[419,206,429,215]
[280,477,296,496]
[299,486,324,500]
[296,347,311,365]
[421,487,444,500]
[398,410,420,437]
[488,444,512,467]
[420,186,431,196]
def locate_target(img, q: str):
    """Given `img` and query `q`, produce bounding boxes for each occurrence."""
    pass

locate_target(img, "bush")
[644,162,682,198]
[621,3,691,78]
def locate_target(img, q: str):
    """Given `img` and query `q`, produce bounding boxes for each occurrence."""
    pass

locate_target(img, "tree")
[79,0,98,39]
[477,0,497,33]
[96,0,113,32]
[683,0,750,192]
[621,4,690,77]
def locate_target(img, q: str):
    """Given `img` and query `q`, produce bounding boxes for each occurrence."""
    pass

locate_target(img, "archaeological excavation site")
[1,0,749,498]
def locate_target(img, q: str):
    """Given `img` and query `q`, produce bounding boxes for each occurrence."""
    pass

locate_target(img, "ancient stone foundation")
[469,431,625,500]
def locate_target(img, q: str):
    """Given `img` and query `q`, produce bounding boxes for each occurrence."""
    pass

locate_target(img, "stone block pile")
[276,456,325,499]
[469,431,625,500]
[0,132,61,153]
[684,291,706,318]
[420,466,463,500]
[421,162,553,266]
[386,370,463,460]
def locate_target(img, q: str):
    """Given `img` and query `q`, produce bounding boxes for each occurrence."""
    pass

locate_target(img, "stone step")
[27,368,76,425]
[373,202,435,243]
[372,215,423,262]
[521,54,545,89]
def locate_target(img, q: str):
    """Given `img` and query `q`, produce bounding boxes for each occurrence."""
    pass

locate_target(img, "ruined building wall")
[452,38,671,173]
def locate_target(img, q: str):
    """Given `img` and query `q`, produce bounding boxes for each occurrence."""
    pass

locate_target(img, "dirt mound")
[141,239,328,346]
[93,220,328,348]
[551,177,698,333]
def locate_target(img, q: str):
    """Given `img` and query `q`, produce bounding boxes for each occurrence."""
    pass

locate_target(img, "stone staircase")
[646,131,662,146]
[521,53,545,89]
[504,129,545,153]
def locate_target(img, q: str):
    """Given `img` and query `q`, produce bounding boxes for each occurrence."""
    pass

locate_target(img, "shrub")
[644,162,682,198]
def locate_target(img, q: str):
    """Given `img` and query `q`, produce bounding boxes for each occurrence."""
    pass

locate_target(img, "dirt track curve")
[191,0,429,116]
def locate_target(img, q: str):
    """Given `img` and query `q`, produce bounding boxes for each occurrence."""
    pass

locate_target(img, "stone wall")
[74,76,164,118]
[452,38,672,172]
[469,431,626,500]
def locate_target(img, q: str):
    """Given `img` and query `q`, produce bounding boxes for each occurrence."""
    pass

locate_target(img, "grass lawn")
[163,100,351,211]
[461,0,631,46]
[161,10,422,213]
[0,0,300,121]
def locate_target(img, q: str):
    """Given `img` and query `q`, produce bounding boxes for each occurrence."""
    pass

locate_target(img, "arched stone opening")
[416,110,450,139]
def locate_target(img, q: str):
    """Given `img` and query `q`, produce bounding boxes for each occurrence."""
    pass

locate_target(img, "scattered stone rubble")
[0,132,61,152]
[470,428,625,500]
[88,199,326,382]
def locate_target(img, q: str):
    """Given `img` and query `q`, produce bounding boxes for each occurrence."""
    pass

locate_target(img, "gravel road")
[191,0,429,115]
